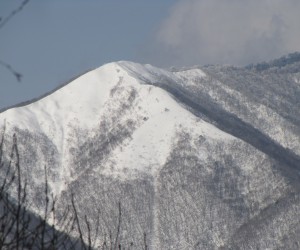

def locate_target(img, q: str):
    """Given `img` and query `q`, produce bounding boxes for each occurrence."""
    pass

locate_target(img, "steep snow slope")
[0,60,300,249]
[0,62,234,193]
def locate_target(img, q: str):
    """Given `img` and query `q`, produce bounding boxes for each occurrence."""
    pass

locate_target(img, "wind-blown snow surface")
[1,59,300,249]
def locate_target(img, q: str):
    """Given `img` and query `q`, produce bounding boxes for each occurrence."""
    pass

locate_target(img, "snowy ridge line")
[0,68,92,114]
[2,60,300,173]
[118,62,300,174]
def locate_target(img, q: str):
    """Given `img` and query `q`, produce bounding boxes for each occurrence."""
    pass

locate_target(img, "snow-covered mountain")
[1,54,300,249]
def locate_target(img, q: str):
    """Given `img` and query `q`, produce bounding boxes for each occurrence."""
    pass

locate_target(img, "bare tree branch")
[71,193,86,250]
[0,0,30,30]
[0,60,22,82]
[114,202,122,250]
[0,0,31,82]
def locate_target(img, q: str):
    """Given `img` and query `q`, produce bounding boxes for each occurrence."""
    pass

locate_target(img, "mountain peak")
[1,56,300,249]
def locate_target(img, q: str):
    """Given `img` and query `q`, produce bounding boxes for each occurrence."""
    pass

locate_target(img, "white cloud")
[148,0,300,66]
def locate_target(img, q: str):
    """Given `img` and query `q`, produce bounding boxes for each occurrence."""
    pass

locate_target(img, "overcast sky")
[1,0,300,109]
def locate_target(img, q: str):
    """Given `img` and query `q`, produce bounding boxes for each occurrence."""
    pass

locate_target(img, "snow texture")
[0,58,300,249]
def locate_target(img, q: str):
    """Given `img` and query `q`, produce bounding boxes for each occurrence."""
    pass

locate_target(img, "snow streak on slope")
[175,67,300,156]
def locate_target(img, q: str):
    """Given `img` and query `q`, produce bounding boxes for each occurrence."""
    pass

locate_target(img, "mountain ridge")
[0,56,300,249]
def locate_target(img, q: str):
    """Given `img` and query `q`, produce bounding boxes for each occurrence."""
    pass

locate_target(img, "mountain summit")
[1,58,300,249]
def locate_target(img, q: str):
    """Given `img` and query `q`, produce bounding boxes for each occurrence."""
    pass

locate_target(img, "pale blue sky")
[0,0,175,108]
[1,0,300,109]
